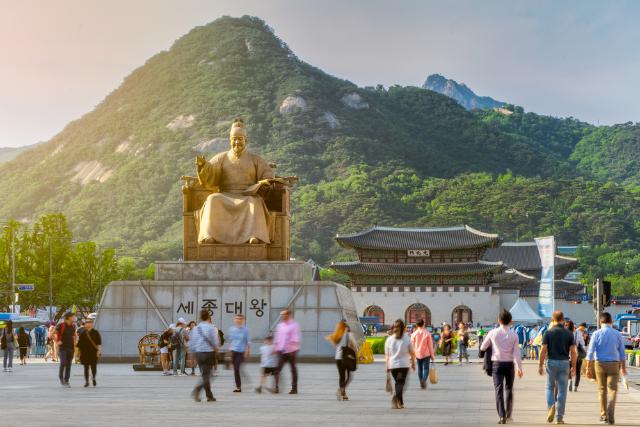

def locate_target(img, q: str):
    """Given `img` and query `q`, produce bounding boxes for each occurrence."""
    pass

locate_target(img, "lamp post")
[47,236,75,321]
[2,224,16,312]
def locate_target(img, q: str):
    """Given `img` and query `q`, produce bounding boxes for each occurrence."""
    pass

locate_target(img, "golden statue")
[194,119,275,245]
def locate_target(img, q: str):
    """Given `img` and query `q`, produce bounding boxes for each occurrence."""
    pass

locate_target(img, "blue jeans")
[3,346,14,369]
[173,347,186,374]
[417,356,431,383]
[59,347,74,382]
[546,359,570,419]
[458,341,468,362]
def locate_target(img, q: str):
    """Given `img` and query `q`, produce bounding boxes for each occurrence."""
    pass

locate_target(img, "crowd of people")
[1,307,632,425]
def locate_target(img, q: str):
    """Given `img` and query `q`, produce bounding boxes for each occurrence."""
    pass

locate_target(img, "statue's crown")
[231,118,245,129]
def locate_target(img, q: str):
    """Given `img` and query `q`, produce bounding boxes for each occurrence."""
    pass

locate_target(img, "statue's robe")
[196,149,274,244]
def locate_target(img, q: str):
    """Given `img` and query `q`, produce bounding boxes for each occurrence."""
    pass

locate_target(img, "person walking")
[55,313,77,387]
[228,314,251,392]
[159,324,174,376]
[189,309,220,402]
[411,319,435,389]
[274,309,301,394]
[77,318,102,387]
[172,318,188,376]
[439,324,454,365]
[566,320,585,392]
[326,319,357,401]
[457,322,470,365]
[385,319,416,409]
[17,327,31,365]
[2,320,17,372]
[480,309,524,424]
[585,312,627,425]
[255,335,278,393]
[538,311,576,425]
[44,322,57,362]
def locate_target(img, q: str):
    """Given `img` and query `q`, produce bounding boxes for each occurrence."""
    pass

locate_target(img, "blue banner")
[535,236,555,318]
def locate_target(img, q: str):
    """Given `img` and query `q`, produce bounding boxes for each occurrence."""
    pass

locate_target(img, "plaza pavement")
[1,358,639,426]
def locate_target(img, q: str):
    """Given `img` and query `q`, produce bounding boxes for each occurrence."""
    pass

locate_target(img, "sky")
[1,0,639,147]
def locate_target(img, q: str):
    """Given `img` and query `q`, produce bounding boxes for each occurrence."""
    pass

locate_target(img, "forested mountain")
[0,16,638,291]
[423,74,504,110]
[0,143,41,163]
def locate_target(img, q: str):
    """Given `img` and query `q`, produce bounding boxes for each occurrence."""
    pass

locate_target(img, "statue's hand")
[196,155,206,168]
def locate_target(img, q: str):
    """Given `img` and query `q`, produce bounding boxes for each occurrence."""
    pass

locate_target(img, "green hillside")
[0,16,638,291]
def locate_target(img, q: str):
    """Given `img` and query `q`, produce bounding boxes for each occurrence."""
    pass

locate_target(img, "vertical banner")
[535,236,555,318]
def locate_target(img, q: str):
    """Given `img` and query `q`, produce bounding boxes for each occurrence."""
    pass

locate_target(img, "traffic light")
[602,280,612,307]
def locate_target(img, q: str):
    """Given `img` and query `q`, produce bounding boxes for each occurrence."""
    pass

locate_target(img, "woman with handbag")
[326,320,357,401]
[439,324,454,365]
[76,318,102,387]
[159,324,175,376]
[385,319,416,409]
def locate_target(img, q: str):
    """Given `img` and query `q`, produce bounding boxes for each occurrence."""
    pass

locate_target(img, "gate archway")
[363,305,385,324]
[405,303,431,326]
[452,305,472,326]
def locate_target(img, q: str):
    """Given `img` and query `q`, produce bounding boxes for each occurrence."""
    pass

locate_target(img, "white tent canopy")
[509,298,542,322]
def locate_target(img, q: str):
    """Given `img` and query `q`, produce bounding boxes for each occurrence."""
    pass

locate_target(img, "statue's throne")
[181,171,296,261]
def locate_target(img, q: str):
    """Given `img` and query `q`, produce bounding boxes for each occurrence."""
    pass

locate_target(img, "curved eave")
[330,260,504,277]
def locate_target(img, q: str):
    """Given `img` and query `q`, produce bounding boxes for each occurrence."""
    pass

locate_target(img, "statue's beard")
[232,146,245,158]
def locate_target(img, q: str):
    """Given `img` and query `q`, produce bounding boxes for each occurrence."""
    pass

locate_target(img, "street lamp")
[2,224,16,312]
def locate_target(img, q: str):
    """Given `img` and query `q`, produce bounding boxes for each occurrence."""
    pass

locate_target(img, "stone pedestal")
[95,261,361,361]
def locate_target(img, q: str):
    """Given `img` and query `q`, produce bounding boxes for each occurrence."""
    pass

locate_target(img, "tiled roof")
[335,225,500,251]
[331,260,504,276]
[483,242,578,272]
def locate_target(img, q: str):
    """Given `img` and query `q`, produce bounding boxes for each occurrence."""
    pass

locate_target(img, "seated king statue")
[195,119,274,245]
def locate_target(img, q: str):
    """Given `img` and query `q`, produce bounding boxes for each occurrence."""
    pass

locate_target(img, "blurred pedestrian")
[585,312,627,425]
[172,318,188,376]
[385,319,415,409]
[566,320,585,392]
[274,309,301,394]
[411,319,434,389]
[477,326,486,350]
[228,314,251,392]
[77,318,102,387]
[457,322,470,364]
[186,321,197,376]
[159,324,174,376]
[2,320,17,372]
[480,309,524,424]
[326,319,357,401]
[538,311,576,425]
[255,335,278,394]
[439,324,454,365]
[55,312,77,387]
[17,326,31,365]
[189,309,220,402]
[45,322,58,362]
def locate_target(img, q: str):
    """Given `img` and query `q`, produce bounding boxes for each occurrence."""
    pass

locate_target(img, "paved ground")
[1,358,639,426]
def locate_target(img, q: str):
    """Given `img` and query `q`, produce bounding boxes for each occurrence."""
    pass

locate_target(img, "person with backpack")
[326,319,357,401]
[457,322,470,365]
[189,309,220,402]
[17,327,31,365]
[159,324,175,376]
[172,318,188,376]
[55,312,77,387]
[480,309,524,424]
[2,320,18,372]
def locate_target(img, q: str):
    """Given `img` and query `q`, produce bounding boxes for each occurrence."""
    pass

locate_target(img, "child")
[255,335,278,393]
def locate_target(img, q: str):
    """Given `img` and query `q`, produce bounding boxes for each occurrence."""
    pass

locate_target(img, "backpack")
[171,328,184,349]
[341,333,357,372]
[218,329,225,347]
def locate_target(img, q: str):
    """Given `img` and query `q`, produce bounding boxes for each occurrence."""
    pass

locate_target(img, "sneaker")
[391,395,399,409]
[497,417,506,424]
[93,378,97,387]
[420,380,426,389]
[555,418,564,425]
[599,417,608,424]
[63,382,71,388]
[84,382,89,388]
[341,395,349,401]
[547,405,556,423]
[191,390,201,402]
[336,388,342,401]
[233,388,241,393]
[206,397,216,402]
[289,389,297,394]
[255,386,262,394]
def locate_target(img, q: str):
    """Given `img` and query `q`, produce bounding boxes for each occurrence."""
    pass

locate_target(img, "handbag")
[341,333,357,372]
[84,330,101,360]
[385,370,393,393]
[429,365,438,384]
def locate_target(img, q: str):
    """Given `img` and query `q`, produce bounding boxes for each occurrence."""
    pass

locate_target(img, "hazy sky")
[1,0,639,147]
